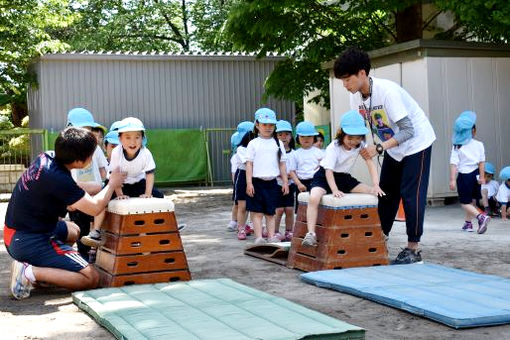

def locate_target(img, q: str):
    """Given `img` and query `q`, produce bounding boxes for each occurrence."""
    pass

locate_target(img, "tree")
[223,0,510,107]
[60,0,237,52]
[0,0,75,126]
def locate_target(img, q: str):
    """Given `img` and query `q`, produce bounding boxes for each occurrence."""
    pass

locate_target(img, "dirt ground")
[1,187,510,340]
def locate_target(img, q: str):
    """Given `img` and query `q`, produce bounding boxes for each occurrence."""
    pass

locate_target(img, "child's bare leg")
[274,208,284,234]
[481,189,489,208]
[462,203,479,221]
[93,210,105,232]
[251,212,264,238]
[231,203,238,223]
[284,207,294,232]
[306,187,326,234]
[502,205,508,220]
[350,183,372,194]
[237,200,248,226]
[265,214,276,239]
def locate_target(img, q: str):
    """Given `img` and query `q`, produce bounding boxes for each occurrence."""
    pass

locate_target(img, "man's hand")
[108,168,126,189]
[360,145,377,159]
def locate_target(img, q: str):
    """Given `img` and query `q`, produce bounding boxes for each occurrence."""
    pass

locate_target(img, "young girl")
[274,120,296,241]
[302,110,384,246]
[290,121,324,212]
[496,166,510,220]
[449,112,490,233]
[229,121,255,240]
[244,108,289,244]
[480,162,500,216]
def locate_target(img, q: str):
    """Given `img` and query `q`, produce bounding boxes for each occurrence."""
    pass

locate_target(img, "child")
[496,166,510,220]
[66,108,108,260]
[244,108,289,244]
[232,122,255,239]
[290,121,324,212]
[302,110,384,246]
[274,120,296,241]
[228,121,255,237]
[480,162,500,216]
[449,112,490,233]
[313,131,325,150]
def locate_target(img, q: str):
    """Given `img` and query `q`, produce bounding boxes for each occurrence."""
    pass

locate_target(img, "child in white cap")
[449,111,490,233]
[496,167,510,221]
[302,110,384,247]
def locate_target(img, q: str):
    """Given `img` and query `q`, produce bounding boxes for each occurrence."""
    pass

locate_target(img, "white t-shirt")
[235,146,248,171]
[71,146,107,184]
[244,137,287,180]
[481,179,499,198]
[230,153,240,174]
[277,149,295,186]
[109,145,156,184]
[449,139,485,174]
[293,146,324,179]
[350,77,436,161]
[496,182,510,204]
[320,140,361,173]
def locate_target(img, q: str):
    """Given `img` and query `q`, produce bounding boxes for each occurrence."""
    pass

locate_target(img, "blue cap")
[67,107,106,133]
[237,121,254,134]
[231,132,240,149]
[109,120,123,131]
[104,130,119,145]
[485,162,495,175]
[296,121,318,136]
[500,166,510,181]
[340,110,369,135]
[276,120,293,133]
[452,115,474,145]
[459,110,477,125]
[254,108,277,124]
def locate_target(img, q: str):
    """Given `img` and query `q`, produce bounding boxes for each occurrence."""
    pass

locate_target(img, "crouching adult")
[4,127,125,299]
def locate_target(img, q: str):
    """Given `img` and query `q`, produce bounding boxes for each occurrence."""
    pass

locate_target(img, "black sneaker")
[391,248,423,265]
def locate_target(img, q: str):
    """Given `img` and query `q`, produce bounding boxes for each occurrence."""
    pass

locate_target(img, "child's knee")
[65,221,81,241]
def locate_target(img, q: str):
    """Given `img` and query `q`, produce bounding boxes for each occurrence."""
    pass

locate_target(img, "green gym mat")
[73,278,364,340]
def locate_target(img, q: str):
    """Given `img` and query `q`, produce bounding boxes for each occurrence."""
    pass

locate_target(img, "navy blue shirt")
[5,153,85,233]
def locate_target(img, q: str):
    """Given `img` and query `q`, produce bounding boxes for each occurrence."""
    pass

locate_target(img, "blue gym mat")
[301,263,510,329]
[73,278,365,339]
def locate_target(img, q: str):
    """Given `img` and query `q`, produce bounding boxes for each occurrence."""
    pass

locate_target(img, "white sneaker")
[254,237,267,245]
[227,221,237,232]
[10,260,33,300]
[302,232,317,246]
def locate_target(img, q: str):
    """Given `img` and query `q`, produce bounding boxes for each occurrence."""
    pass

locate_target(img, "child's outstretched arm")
[325,169,343,198]
[141,172,155,198]
[365,158,385,196]
[449,164,457,191]
[279,161,289,195]
[246,161,254,197]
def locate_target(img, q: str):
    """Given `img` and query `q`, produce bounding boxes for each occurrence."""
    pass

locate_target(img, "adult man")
[334,47,436,264]
[4,127,125,299]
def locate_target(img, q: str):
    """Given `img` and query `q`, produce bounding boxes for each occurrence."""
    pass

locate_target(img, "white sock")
[24,265,36,283]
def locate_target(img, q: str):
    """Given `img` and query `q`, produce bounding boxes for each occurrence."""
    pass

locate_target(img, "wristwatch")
[376,143,384,155]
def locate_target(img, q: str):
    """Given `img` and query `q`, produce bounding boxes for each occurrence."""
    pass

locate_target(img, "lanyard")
[361,77,377,145]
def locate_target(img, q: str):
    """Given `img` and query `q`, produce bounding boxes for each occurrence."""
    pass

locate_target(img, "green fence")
[0,129,48,193]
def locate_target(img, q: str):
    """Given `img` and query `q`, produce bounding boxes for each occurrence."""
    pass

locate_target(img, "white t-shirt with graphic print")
[350,76,436,162]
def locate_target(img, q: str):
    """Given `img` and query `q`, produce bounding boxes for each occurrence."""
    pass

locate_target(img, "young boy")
[4,127,125,299]
[497,166,510,221]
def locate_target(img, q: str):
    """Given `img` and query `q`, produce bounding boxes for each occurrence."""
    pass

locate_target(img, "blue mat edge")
[300,264,510,329]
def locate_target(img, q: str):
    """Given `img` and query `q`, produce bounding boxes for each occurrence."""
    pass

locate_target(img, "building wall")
[27,53,295,183]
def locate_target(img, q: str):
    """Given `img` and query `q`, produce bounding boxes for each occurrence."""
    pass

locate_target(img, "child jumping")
[290,121,324,211]
[302,110,384,246]
[497,167,510,221]
[81,117,163,246]
[480,162,500,216]
[244,108,289,244]
[449,112,490,233]
[274,120,296,241]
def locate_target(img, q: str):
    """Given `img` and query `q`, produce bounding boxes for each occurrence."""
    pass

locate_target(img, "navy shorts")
[277,183,296,208]
[234,169,248,202]
[457,169,481,204]
[5,221,89,272]
[311,167,360,194]
[246,178,279,215]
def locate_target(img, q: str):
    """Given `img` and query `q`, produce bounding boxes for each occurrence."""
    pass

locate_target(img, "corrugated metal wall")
[27,53,295,184]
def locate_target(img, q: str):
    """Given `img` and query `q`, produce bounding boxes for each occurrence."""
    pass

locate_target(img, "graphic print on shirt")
[358,105,395,142]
